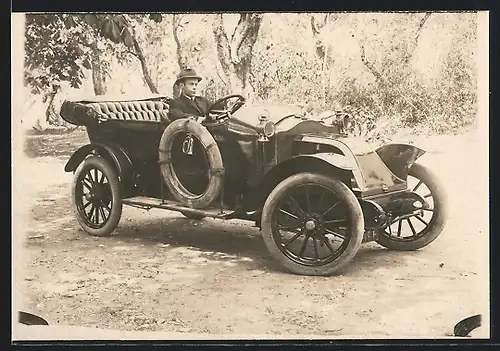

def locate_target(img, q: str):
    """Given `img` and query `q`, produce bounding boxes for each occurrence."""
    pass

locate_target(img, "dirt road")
[13,130,489,339]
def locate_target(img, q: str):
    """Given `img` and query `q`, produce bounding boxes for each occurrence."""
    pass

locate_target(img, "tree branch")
[415,12,432,45]
[125,49,138,58]
[403,12,432,64]
[131,35,159,93]
[310,13,338,61]
[310,15,320,36]
[359,44,385,83]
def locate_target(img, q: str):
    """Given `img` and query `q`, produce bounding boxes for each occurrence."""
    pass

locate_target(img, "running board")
[121,196,236,219]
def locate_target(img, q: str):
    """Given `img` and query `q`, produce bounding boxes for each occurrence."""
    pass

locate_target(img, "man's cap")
[175,68,202,85]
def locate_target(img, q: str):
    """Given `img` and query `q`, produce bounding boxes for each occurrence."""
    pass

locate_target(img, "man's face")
[181,78,199,97]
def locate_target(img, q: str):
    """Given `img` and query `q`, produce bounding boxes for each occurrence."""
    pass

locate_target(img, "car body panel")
[60,96,426,215]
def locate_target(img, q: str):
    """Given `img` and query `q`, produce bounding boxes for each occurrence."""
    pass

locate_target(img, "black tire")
[158,118,224,209]
[376,163,447,250]
[71,156,122,236]
[180,211,206,220]
[261,173,364,276]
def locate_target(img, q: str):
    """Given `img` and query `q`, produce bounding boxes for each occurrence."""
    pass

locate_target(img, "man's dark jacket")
[168,94,211,121]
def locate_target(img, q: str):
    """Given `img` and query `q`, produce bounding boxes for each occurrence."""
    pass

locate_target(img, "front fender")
[375,143,426,180]
[247,152,364,211]
[65,143,134,187]
[305,153,365,189]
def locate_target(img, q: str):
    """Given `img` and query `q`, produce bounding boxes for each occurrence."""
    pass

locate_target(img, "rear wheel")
[261,173,364,276]
[71,156,122,236]
[376,163,447,250]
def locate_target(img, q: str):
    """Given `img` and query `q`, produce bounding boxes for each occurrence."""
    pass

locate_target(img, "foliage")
[23,12,478,138]
[24,14,88,93]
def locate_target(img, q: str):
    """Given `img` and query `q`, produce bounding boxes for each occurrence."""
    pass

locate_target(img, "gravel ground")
[13,128,489,339]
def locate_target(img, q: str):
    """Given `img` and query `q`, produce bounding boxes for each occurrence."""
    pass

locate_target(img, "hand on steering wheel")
[207,94,246,121]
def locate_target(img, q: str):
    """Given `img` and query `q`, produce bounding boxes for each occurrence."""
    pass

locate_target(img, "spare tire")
[158,118,224,209]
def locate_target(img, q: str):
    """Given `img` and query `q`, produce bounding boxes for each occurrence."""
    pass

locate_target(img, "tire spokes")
[325,228,346,240]
[299,237,308,257]
[95,207,100,225]
[99,206,107,223]
[323,238,336,254]
[283,231,303,247]
[274,183,351,266]
[313,238,320,259]
[82,179,92,191]
[413,180,423,192]
[305,186,312,213]
[288,195,306,216]
[321,201,339,217]
[324,218,347,225]
[384,173,435,241]
[279,209,299,220]
[414,215,429,226]
[278,223,301,231]
[407,218,417,235]
[77,167,113,230]
[316,193,325,213]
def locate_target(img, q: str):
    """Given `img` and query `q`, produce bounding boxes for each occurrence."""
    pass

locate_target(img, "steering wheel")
[207,94,246,121]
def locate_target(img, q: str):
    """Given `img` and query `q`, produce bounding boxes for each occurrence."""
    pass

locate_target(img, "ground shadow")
[112,215,285,273]
[111,213,419,276]
[27,187,426,277]
[338,243,425,276]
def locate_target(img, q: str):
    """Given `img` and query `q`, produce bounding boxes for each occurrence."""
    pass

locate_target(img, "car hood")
[231,103,304,126]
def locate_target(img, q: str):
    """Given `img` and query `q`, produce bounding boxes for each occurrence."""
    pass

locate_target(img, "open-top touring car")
[60,93,447,276]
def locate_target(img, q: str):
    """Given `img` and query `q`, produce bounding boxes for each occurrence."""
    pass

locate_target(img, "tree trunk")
[310,14,338,64]
[212,13,263,100]
[44,85,60,125]
[131,37,159,94]
[91,42,107,96]
[172,14,188,69]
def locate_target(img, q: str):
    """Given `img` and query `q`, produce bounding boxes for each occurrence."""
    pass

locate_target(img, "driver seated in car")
[168,68,211,123]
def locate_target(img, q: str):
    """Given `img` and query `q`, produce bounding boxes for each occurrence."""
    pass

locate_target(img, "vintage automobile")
[59,93,447,276]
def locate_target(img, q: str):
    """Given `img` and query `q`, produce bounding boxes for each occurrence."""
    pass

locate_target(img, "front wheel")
[261,173,364,276]
[376,163,447,250]
[71,156,122,236]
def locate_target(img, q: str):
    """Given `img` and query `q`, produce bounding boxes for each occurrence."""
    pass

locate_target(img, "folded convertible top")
[60,95,171,126]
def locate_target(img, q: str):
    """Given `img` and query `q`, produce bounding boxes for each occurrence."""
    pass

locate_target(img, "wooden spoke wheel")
[261,173,364,276]
[376,163,447,250]
[71,156,122,236]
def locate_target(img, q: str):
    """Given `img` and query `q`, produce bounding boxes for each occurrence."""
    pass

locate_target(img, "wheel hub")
[85,185,108,203]
[302,215,325,238]
[305,220,316,231]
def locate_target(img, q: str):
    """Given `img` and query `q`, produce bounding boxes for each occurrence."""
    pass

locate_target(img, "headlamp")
[262,120,275,138]
[256,110,275,140]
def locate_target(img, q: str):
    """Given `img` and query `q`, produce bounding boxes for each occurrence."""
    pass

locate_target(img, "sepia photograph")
[12,11,489,341]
